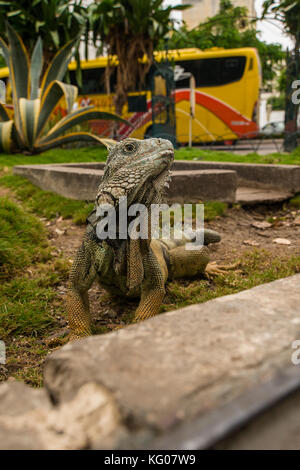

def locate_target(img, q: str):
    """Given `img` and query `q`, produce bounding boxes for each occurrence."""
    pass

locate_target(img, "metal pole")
[189,75,195,147]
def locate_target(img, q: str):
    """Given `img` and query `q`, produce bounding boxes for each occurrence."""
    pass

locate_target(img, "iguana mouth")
[151,150,173,186]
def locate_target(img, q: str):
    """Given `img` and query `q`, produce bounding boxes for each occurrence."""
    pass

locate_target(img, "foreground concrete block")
[215,388,300,450]
[44,274,300,442]
[0,380,123,450]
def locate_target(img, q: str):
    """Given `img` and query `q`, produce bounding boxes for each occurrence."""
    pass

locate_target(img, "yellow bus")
[0,47,261,144]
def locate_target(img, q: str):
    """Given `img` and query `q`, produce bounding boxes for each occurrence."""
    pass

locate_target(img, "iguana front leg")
[65,236,97,340]
[134,245,166,322]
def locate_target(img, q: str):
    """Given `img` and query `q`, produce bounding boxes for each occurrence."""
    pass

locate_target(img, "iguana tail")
[160,228,221,250]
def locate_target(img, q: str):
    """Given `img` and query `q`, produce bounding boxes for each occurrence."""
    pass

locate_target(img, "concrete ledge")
[167,169,236,202]
[172,160,300,193]
[43,274,300,447]
[14,159,300,205]
[13,164,237,203]
[14,165,104,201]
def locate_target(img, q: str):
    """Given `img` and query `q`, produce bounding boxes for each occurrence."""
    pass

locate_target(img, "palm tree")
[88,0,189,116]
[262,0,300,151]
[0,0,88,68]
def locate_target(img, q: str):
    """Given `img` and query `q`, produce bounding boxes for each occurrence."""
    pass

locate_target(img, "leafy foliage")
[167,0,284,87]
[267,95,285,110]
[0,0,88,66]
[0,24,124,154]
[262,0,300,39]
[88,0,189,115]
[262,1,300,150]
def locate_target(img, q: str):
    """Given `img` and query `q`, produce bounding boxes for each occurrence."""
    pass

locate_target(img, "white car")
[260,122,284,136]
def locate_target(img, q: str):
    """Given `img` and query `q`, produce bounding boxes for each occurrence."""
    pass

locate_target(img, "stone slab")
[236,187,292,205]
[13,164,237,203]
[44,274,300,445]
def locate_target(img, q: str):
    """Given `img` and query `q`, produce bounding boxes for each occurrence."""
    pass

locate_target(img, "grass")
[289,193,300,209]
[0,256,69,341]
[0,195,70,386]
[0,174,94,225]
[175,146,300,165]
[202,201,227,221]
[0,144,300,168]
[161,249,300,312]
[0,197,50,278]
[0,146,107,167]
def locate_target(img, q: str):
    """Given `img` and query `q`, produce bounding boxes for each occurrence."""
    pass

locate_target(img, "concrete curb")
[13,159,300,204]
[13,164,237,203]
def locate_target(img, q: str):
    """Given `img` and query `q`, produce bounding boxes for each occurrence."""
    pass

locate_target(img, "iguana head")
[96,137,174,208]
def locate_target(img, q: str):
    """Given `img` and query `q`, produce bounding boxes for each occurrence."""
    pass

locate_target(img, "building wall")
[182,0,256,30]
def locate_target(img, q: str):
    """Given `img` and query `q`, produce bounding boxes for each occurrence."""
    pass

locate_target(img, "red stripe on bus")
[175,89,258,137]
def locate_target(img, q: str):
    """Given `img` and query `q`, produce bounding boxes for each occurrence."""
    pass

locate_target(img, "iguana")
[66,137,228,340]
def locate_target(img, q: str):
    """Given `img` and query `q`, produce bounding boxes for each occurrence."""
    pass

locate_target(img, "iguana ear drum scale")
[66,138,227,340]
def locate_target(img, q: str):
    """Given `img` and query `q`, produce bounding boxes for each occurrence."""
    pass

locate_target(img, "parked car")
[260,122,284,136]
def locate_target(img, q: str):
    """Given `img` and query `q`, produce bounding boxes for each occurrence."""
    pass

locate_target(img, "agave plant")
[0,24,125,154]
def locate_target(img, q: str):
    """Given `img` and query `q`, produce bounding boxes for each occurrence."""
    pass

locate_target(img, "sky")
[165,0,295,50]
[255,0,294,50]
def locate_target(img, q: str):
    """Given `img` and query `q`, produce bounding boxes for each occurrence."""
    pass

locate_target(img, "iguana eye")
[123,142,136,153]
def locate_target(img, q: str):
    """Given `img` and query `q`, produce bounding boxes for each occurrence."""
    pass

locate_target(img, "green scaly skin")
[66,138,222,340]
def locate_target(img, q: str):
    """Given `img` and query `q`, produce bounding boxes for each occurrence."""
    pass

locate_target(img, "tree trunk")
[284,38,300,152]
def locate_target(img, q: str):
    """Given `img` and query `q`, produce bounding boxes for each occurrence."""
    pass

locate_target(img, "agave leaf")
[6,23,30,138]
[40,36,79,99]
[0,102,10,122]
[19,98,40,150]
[6,22,30,101]
[11,122,25,151]
[0,36,9,65]
[37,80,78,138]
[0,120,13,152]
[39,107,129,144]
[36,131,117,152]
[30,37,43,100]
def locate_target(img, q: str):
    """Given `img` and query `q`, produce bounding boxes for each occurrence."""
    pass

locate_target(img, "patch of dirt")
[0,185,13,198]
[207,204,300,262]
[47,202,300,333]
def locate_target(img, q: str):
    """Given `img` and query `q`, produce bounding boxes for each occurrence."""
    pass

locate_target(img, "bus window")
[154,75,167,96]
[128,94,147,112]
[175,56,247,88]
